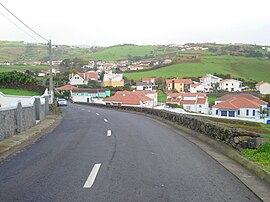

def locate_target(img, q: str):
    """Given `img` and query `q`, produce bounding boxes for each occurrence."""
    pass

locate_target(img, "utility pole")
[49,40,53,103]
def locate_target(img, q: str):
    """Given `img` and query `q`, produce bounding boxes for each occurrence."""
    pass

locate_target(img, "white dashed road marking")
[83,164,101,188]
[104,119,108,122]
[107,130,112,137]
[96,113,99,115]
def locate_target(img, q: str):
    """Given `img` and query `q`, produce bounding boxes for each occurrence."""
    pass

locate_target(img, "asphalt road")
[0,103,261,202]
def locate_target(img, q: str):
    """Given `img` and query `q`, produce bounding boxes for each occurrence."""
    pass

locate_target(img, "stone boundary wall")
[80,103,261,151]
[0,97,50,141]
[0,104,36,140]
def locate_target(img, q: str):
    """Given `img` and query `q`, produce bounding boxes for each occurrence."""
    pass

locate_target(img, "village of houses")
[54,59,270,124]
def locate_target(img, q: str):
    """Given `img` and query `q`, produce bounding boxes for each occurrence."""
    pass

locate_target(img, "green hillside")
[124,56,270,82]
[0,41,94,62]
[0,65,50,73]
[89,45,158,61]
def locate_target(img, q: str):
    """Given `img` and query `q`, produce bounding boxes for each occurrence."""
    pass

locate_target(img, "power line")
[0,2,49,42]
[0,10,40,43]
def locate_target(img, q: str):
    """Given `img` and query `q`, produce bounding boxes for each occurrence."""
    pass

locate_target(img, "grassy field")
[90,45,158,61]
[124,56,270,82]
[201,116,270,138]
[157,90,167,103]
[0,88,41,96]
[0,65,50,73]
[241,143,270,172]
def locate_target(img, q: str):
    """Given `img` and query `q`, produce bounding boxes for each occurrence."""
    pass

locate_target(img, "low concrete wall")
[0,104,36,140]
[80,103,261,151]
[0,96,49,141]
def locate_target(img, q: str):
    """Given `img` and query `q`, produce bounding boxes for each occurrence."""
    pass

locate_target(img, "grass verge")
[241,143,270,172]
[0,88,41,96]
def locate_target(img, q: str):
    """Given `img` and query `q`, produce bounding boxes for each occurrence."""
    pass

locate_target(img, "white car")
[57,98,67,106]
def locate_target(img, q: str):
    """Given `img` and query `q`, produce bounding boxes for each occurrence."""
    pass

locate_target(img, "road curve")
[0,103,261,202]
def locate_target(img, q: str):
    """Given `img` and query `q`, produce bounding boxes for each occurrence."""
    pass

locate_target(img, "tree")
[259,107,269,119]
[262,94,270,103]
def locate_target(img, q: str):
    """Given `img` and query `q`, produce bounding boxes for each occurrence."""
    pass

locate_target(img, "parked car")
[57,98,67,106]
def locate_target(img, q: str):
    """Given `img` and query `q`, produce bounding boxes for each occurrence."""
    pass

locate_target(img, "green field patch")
[124,56,270,82]
[157,90,167,103]
[0,65,50,72]
[0,88,41,96]
[90,45,158,61]
[241,143,270,172]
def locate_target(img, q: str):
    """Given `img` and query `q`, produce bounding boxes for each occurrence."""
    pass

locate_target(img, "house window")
[253,110,255,116]
[226,83,228,86]
[246,109,249,116]
[237,110,240,115]
[231,88,234,91]
[225,88,228,91]
[232,83,234,86]
[221,111,227,117]
[199,105,202,108]
[216,110,218,115]
[229,111,235,117]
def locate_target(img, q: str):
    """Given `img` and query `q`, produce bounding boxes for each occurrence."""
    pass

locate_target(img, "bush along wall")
[0,71,46,94]
[79,103,261,151]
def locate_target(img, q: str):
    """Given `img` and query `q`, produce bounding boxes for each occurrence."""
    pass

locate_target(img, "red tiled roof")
[133,90,157,95]
[197,97,207,104]
[256,81,269,86]
[191,83,203,87]
[86,71,98,79]
[213,94,267,110]
[166,98,182,103]
[166,92,207,105]
[56,85,79,91]
[142,78,155,81]
[166,78,193,84]
[216,93,262,102]
[105,91,152,105]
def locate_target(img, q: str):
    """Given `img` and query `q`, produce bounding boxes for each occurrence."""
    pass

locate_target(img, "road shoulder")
[0,115,62,163]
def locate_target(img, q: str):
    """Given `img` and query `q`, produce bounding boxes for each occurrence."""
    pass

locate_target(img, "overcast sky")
[0,0,269,46]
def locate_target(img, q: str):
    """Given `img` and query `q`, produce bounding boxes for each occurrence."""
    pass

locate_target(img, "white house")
[69,71,98,85]
[136,82,153,91]
[212,93,268,119]
[103,73,124,87]
[219,79,242,92]
[190,83,205,93]
[69,73,88,85]
[199,74,222,86]
[166,93,209,114]
[71,89,110,103]
[256,81,270,95]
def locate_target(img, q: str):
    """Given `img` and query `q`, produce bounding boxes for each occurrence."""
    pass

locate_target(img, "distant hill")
[1,41,270,82]
[124,56,270,82]
[0,41,191,63]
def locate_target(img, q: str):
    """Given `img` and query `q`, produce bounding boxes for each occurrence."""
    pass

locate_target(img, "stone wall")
[80,103,260,151]
[0,107,17,140]
[0,104,36,140]
[0,97,49,141]
[21,106,36,132]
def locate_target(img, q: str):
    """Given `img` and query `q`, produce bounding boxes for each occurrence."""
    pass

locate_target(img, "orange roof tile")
[56,85,79,91]
[213,94,267,110]
[105,91,153,105]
